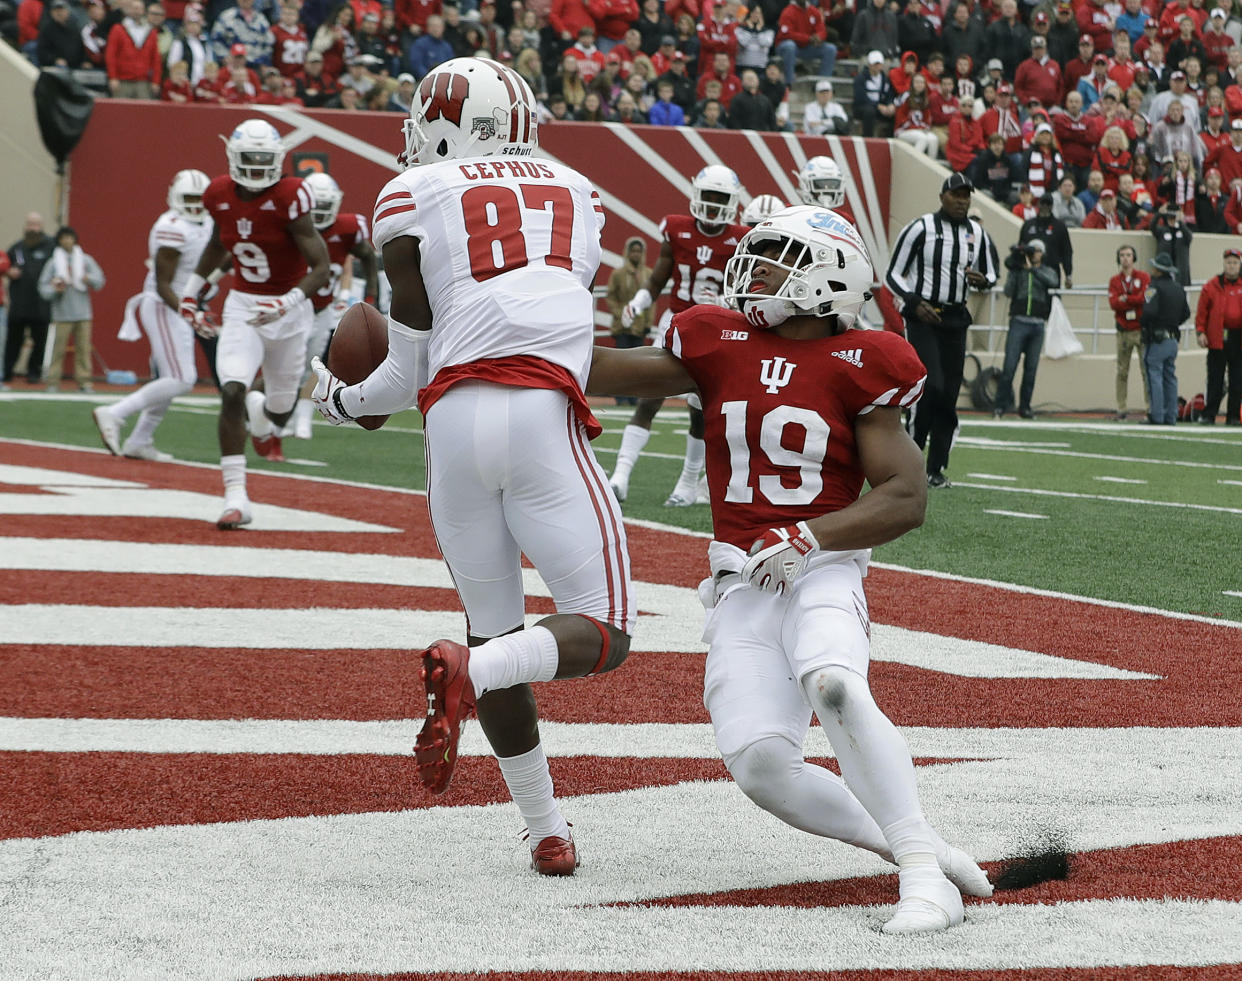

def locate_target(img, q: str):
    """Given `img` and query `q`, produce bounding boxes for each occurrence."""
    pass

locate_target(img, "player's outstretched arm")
[586,343,695,399]
[803,406,927,550]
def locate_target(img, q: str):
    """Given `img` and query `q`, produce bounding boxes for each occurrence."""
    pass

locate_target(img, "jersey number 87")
[460,183,576,283]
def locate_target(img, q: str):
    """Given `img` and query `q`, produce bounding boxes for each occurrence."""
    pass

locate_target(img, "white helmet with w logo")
[167,169,210,223]
[402,57,538,168]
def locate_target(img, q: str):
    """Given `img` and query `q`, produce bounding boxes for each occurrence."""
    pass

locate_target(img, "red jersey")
[664,306,926,550]
[202,174,315,296]
[312,212,368,311]
[660,214,748,313]
[1109,269,1150,330]
[272,23,309,77]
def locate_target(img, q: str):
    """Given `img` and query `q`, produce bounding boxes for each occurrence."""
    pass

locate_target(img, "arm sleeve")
[884,219,923,306]
[976,226,1000,287]
[339,319,428,417]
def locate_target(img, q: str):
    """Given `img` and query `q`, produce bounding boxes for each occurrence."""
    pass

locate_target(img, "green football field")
[5,391,1242,621]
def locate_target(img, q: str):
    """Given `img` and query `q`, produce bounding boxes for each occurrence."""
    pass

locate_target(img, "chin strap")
[742,296,795,329]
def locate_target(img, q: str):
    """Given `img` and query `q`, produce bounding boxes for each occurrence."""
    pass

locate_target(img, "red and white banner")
[68,104,893,377]
[1,441,1239,978]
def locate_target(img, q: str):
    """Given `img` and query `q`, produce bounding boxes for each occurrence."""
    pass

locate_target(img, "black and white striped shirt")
[885,212,1000,309]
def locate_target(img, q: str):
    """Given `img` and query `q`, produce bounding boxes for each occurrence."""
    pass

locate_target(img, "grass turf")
[4,390,1241,619]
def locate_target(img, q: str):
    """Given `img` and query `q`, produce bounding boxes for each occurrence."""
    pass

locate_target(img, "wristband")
[332,386,355,421]
[184,273,207,299]
[207,268,225,286]
[287,287,306,306]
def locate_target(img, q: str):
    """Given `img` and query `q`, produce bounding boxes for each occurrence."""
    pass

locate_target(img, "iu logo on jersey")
[696,245,713,264]
[759,356,796,393]
[237,218,253,239]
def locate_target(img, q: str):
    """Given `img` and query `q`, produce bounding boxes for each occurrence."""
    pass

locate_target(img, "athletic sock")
[108,376,189,424]
[245,390,272,438]
[221,454,248,503]
[125,404,169,448]
[673,434,705,491]
[496,744,569,846]
[611,424,650,483]
[468,625,559,698]
[882,815,939,870]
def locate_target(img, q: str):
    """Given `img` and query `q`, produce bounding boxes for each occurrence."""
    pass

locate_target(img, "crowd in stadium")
[10,0,1242,229]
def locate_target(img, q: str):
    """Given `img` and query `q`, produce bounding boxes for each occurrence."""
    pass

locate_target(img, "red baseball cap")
[1080,34,1093,44]
[1225,247,1242,258]
[1099,189,1117,199]
[997,83,1013,94]
[229,42,246,57]
[1093,53,1110,65]
[1210,105,1225,117]
[1033,11,1049,24]
[1208,167,1224,177]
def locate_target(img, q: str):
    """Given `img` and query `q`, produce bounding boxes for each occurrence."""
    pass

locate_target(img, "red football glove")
[741,521,820,594]
[178,295,218,339]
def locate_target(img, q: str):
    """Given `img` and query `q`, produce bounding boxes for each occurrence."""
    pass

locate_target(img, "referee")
[886,172,999,487]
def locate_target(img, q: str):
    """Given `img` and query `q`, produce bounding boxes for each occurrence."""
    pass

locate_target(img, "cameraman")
[1151,203,1193,286]
[995,238,1059,419]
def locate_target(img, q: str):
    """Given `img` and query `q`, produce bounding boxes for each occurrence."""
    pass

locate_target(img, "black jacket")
[941,20,985,68]
[984,17,1030,78]
[37,18,84,66]
[727,89,776,131]
[657,69,696,114]
[1141,273,1190,341]
[7,235,53,320]
[1195,187,1229,234]
[1150,211,1193,286]
[1019,214,1073,280]
[1004,259,1059,321]
[966,148,1015,203]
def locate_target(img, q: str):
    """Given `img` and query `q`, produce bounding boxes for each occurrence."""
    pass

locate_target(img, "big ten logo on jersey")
[720,328,749,340]
[760,356,796,393]
[807,210,866,251]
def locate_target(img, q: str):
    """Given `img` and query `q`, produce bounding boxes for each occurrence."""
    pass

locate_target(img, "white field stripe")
[256,106,403,172]
[0,465,143,488]
[845,135,892,270]
[954,480,1242,516]
[743,129,801,210]
[1220,479,1242,486]
[969,472,1017,481]
[825,134,887,270]
[1225,591,1242,598]
[1094,475,1148,484]
[984,509,1048,519]
[679,126,730,174]
[607,123,694,199]
[535,147,662,240]
[0,720,1234,761]
[957,438,1242,472]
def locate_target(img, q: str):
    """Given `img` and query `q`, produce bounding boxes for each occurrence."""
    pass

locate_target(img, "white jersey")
[371,156,605,388]
[142,209,213,299]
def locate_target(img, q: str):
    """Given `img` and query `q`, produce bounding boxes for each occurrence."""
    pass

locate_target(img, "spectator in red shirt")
[696,0,738,74]
[1055,89,1100,187]
[106,0,162,98]
[272,0,308,77]
[17,0,43,48]
[696,50,742,109]
[1077,0,1115,54]
[1011,184,1037,220]
[946,93,984,171]
[1205,118,1242,186]
[220,62,260,102]
[295,49,341,107]
[1202,105,1229,154]
[1108,31,1138,90]
[1063,34,1096,95]
[1108,243,1150,419]
[1084,188,1127,228]
[160,59,194,101]
[981,83,1022,162]
[568,24,606,80]
[775,0,836,87]
[1158,0,1196,45]
[1202,7,1232,70]
[1015,34,1061,109]
[889,50,918,95]
[589,0,638,52]
[550,0,596,47]
[1093,125,1134,191]
[192,59,225,101]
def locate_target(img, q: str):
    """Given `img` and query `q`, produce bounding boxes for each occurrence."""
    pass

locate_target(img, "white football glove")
[621,288,652,328]
[249,287,306,326]
[309,355,353,425]
[741,521,820,594]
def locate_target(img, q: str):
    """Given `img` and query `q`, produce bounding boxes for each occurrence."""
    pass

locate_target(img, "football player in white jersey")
[310,58,633,876]
[586,207,992,934]
[93,170,219,460]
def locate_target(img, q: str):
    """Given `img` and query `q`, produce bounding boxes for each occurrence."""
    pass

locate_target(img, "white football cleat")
[938,843,993,898]
[217,497,253,531]
[664,482,698,507]
[92,407,122,455]
[882,867,964,935]
[609,477,628,503]
[123,443,174,463]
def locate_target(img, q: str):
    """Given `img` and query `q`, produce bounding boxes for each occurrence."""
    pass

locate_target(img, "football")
[327,301,390,431]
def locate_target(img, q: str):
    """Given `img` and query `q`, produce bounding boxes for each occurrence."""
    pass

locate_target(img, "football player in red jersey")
[587,206,992,934]
[180,118,329,529]
[610,164,749,507]
[310,58,633,877]
[286,172,378,440]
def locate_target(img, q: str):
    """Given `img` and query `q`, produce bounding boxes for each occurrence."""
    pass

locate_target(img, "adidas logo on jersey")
[830,348,864,368]
[260,200,277,211]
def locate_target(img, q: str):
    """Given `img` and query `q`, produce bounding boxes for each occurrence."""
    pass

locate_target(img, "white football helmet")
[741,194,785,226]
[224,118,286,191]
[167,169,210,223]
[690,164,743,225]
[402,56,538,167]
[723,206,873,328]
[305,172,344,229]
[795,155,846,208]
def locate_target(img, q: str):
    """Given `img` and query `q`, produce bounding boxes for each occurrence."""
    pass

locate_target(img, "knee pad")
[804,664,870,717]
[725,734,801,807]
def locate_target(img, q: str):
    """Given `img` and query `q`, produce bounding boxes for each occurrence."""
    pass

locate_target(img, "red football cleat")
[414,640,476,794]
[530,833,578,877]
[251,434,284,462]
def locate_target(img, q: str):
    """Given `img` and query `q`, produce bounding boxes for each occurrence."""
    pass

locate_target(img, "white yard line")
[983,509,1048,519]
[954,481,1242,515]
